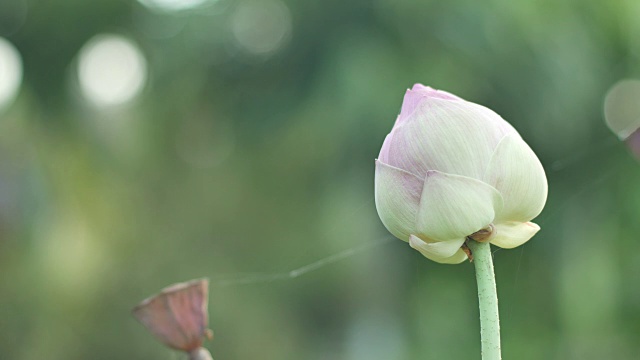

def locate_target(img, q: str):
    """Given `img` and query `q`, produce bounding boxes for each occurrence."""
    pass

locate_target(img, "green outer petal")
[374,160,423,241]
[490,221,540,249]
[484,135,548,223]
[409,235,467,264]
[416,170,503,242]
[385,98,518,179]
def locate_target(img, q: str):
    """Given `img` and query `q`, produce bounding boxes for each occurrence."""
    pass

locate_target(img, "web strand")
[210,137,622,288]
[213,236,394,287]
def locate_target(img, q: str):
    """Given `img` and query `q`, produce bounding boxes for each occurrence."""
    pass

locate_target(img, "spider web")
[208,137,623,288]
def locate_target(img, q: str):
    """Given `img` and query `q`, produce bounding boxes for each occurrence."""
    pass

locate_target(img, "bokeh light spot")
[604,79,640,140]
[231,0,292,56]
[77,34,147,108]
[0,37,23,112]
[138,0,208,12]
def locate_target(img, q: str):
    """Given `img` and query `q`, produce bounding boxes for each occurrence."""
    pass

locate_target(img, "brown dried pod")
[133,278,213,359]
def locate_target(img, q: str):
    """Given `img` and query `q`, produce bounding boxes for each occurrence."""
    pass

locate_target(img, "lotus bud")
[133,278,214,360]
[375,84,548,264]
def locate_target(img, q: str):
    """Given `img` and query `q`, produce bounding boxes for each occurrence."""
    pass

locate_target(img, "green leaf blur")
[1,0,639,359]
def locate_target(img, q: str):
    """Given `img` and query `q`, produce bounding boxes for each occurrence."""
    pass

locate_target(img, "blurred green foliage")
[1,0,640,359]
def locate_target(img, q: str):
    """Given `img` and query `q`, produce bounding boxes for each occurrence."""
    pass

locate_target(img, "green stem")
[467,240,501,360]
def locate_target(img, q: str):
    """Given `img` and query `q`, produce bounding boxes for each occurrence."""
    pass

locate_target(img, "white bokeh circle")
[0,37,23,112]
[77,34,147,107]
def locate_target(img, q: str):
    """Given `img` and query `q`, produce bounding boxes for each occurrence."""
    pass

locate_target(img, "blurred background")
[2,0,640,359]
